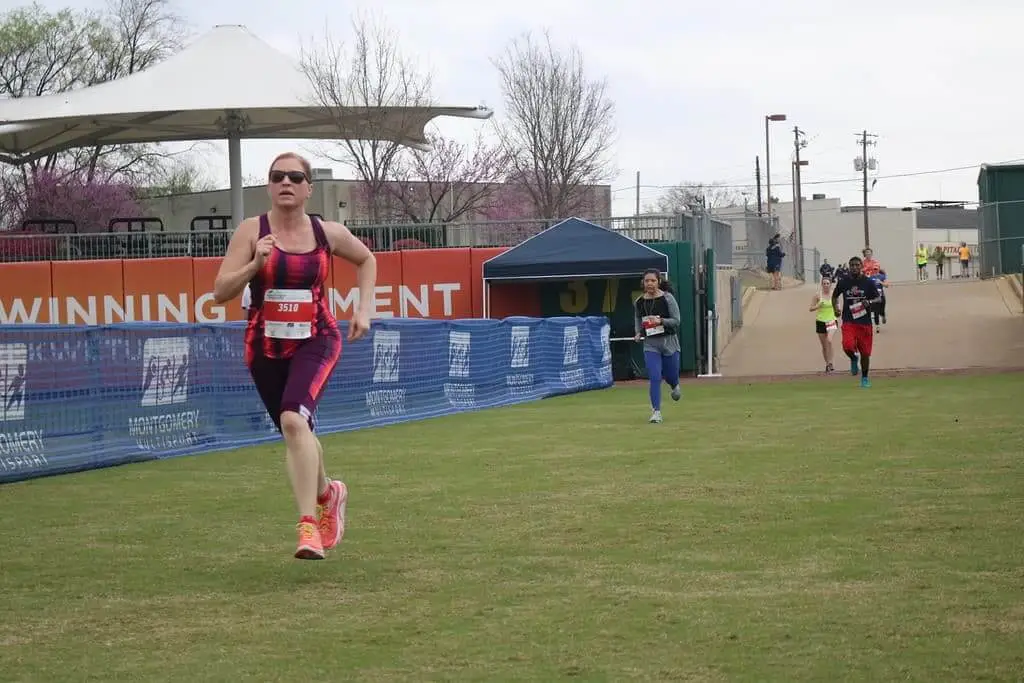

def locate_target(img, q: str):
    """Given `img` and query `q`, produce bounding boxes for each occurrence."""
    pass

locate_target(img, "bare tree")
[300,12,432,223]
[492,30,616,219]
[386,129,511,223]
[649,182,744,214]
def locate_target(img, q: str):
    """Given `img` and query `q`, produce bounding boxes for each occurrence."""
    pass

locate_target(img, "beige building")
[720,195,920,283]
[138,168,613,247]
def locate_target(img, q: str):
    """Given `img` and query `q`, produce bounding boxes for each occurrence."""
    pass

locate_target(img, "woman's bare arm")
[323,221,377,318]
[213,219,260,304]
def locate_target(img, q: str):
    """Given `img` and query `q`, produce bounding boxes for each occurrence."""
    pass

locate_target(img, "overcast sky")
[43,0,1024,215]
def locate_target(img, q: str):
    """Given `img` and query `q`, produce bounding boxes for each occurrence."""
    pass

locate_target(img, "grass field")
[2,374,1023,682]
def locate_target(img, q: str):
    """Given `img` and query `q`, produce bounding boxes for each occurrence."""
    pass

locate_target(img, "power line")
[609,157,1024,194]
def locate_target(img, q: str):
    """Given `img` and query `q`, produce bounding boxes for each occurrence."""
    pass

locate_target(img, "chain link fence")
[978,235,1024,279]
[724,210,818,282]
[0,213,737,264]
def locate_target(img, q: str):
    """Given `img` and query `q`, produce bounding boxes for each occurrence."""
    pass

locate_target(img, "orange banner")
[0,248,540,325]
[0,262,53,324]
[51,260,124,325]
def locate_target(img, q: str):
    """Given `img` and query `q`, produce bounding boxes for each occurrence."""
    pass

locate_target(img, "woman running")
[809,276,837,373]
[633,268,682,423]
[213,152,377,561]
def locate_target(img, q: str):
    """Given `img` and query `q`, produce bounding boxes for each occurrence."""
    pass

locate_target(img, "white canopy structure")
[0,24,493,226]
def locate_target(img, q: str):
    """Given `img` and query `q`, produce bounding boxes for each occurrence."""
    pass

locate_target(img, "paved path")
[720,279,1024,377]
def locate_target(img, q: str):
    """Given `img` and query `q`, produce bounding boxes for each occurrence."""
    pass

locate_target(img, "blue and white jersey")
[870,275,886,299]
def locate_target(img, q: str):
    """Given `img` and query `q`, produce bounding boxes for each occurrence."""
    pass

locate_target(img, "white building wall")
[718,197,918,283]
[914,227,979,247]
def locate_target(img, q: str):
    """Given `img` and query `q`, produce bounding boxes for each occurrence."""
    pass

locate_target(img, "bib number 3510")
[263,288,315,340]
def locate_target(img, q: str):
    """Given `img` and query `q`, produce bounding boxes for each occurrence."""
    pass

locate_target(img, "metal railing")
[731,239,819,283]
[0,213,740,263]
[0,231,232,262]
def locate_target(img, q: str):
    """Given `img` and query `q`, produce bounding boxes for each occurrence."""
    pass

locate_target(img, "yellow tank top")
[815,294,836,323]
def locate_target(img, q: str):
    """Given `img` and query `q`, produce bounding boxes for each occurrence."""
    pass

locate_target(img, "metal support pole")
[697,309,722,378]
[222,109,249,231]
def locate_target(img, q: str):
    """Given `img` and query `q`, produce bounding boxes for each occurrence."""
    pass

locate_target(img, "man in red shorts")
[831,256,881,388]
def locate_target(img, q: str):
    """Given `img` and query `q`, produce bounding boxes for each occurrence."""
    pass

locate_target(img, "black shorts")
[815,320,836,334]
[766,264,780,274]
[247,334,342,432]
[917,263,926,269]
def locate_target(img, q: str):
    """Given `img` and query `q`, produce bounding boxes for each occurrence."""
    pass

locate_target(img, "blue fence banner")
[0,316,613,484]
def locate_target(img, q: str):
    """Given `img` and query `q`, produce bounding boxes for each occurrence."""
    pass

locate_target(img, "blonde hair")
[268,152,312,180]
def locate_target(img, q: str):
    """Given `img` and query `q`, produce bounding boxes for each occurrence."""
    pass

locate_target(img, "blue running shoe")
[850,355,859,376]
[860,376,871,388]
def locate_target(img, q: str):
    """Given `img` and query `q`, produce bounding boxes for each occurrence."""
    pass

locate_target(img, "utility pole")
[855,130,878,247]
[793,127,808,277]
[755,156,763,215]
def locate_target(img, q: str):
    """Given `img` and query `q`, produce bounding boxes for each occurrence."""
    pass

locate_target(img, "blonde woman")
[809,276,837,373]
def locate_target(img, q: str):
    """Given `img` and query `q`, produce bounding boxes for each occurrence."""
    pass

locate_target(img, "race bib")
[825,320,838,332]
[850,301,867,319]
[642,316,665,337]
[263,289,315,340]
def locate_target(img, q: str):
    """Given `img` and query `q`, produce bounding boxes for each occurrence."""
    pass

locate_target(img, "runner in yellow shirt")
[915,244,929,281]
[809,276,837,373]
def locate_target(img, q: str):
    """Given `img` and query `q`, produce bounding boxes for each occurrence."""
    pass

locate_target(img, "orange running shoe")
[295,518,325,560]
[317,480,348,550]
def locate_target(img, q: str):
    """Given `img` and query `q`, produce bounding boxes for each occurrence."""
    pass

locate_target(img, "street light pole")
[763,113,787,227]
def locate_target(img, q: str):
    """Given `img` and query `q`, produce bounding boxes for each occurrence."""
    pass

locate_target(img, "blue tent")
[481,217,669,317]
[482,217,668,281]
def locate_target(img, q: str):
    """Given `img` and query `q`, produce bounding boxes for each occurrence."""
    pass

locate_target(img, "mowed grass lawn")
[2,374,1023,682]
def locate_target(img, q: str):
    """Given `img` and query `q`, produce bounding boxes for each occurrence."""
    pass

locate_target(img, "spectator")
[819,258,835,281]
[932,246,946,280]
[958,242,971,278]
[766,233,785,290]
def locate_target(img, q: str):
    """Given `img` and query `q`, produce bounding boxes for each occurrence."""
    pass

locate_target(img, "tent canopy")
[482,217,669,281]
[0,24,492,225]
[0,24,492,163]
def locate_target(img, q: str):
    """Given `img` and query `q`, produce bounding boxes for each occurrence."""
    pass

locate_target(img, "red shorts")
[841,322,874,357]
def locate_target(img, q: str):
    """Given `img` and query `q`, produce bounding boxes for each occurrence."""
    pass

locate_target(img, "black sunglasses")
[269,170,308,184]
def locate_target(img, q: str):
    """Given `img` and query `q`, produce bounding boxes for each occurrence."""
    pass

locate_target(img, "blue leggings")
[644,350,681,410]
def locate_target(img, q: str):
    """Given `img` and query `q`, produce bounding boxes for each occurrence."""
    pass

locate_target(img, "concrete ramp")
[721,279,1024,377]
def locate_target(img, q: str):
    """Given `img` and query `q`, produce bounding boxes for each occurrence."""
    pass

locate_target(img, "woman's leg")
[818,333,829,362]
[644,350,664,410]
[661,351,682,401]
[279,335,343,559]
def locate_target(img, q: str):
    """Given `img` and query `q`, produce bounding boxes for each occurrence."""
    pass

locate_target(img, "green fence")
[978,164,1024,277]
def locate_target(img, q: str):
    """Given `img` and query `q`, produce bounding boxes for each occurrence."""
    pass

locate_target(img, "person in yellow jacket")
[915,244,929,281]
[958,242,971,278]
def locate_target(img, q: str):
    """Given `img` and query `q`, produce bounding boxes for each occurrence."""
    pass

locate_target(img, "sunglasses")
[269,170,308,184]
